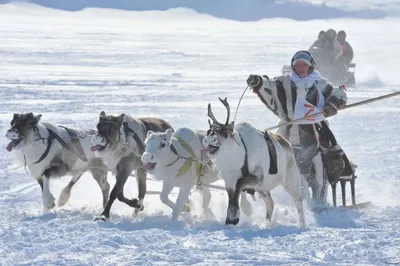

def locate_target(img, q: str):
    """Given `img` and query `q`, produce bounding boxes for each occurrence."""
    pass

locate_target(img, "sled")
[329,171,372,210]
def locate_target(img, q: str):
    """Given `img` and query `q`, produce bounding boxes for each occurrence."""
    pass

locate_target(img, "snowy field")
[1,2,400,265]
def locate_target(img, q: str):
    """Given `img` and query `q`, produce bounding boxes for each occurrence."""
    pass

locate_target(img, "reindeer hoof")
[133,204,144,217]
[231,218,239,225]
[137,204,144,212]
[46,201,56,210]
[225,218,239,225]
[183,203,191,212]
[58,188,71,207]
[94,215,108,222]
[131,198,144,210]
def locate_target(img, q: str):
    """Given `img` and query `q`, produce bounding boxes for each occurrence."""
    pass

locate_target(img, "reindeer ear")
[34,114,42,123]
[117,114,125,124]
[99,111,106,120]
[165,128,173,141]
[147,130,154,138]
[11,113,18,125]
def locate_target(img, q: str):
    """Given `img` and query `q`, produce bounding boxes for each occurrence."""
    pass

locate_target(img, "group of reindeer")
[6,97,309,228]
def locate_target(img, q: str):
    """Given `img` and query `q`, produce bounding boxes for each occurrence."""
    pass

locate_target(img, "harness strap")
[263,131,278,175]
[33,129,71,164]
[58,126,88,162]
[239,135,257,195]
[123,121,145,155]
[169,137,202,178]
[239,135,249,177]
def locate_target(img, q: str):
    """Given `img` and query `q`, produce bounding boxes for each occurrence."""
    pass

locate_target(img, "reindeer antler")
[218,97,230,126]
[207,103,221,125]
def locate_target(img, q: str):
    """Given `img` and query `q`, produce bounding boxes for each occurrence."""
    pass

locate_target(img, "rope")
[265,90,400,131]
[233,85,250,123]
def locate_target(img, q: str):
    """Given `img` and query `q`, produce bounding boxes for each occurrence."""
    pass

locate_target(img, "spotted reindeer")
[5,113,110,214]
[90,111,173,221]
[202,98,307,228]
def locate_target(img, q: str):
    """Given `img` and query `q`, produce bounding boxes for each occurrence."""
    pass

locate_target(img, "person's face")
[327,32,336,40]
[337,33,346,42]
[293,61,310,77]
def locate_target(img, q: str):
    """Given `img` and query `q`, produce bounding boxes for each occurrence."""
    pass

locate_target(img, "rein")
[169,139,211,167]
[169,136,210,188]
[233,85,250,124]
[164,151,180,168]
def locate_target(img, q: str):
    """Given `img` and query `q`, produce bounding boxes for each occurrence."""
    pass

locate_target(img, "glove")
[246,75,263,92]
[323,96,342,117]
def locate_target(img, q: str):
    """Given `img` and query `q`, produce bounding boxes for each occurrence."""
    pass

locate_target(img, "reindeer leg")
[226,175,260,225]
[132,167,147,217]
[40,175,55,213]
[239,190,253,216]
[42,161,69,211]
[95,177,127,221]
[260,191,274,222]
[283,172,306,229]
[95,157,134,221]
[312,152,329,205]
[201,186,214,219]
[285,185,306,229]
[89,158,110,209]
[58,173,82,207]
[225,186,239,225]
[90,165,110,209]
[159,181,175,211]
[172,184,192,220]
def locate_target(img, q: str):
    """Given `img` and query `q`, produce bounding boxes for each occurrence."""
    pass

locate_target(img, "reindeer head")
[91,111,125,152]
[5,112,42,152]
[141,128,174,173]
[202,97,236,157]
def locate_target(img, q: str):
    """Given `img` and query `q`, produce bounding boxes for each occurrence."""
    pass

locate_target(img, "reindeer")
[202,98,307,228]
[91,111,173,221]
[5,113,110,214]
[141,127,256,220]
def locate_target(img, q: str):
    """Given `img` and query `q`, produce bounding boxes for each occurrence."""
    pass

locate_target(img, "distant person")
[325,29,342,62]
[337,30,354,65]
[309,31,328,51]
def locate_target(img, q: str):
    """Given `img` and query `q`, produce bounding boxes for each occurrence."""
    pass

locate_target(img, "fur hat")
[291,50,316,75]
[292,51,313,67]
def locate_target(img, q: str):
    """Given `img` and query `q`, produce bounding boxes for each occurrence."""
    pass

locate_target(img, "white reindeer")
[141,127,255,220]
[202,98,307,228]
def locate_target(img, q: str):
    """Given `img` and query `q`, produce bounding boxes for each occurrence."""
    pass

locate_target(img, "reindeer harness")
[169,136,204,188]
[33,126,89,164]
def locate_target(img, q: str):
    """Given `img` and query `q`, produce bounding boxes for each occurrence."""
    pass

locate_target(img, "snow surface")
[0,2,400,265]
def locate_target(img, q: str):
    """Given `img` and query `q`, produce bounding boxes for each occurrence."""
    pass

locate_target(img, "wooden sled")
[330,160,372,210]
